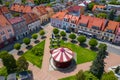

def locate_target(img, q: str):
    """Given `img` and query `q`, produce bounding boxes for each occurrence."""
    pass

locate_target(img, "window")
[79,23,87,27]
[2,36,7,41]
[92,26,99,30]
[0,31,5,35]
[8,29,11,32]
[9,33,13,38]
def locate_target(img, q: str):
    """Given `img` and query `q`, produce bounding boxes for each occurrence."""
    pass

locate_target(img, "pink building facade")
[0,15,14,48]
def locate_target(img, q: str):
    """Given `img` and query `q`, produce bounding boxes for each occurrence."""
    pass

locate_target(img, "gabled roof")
[51,11,67,20]
[23,13,39,24]
[8,17,24,24]
[105,21,119,32]
[0,15,11,27]
[92,5,106,11]
[10,3,32,13]
[0,6,10,14]
[67,6,82,12]
[78,15,89,24]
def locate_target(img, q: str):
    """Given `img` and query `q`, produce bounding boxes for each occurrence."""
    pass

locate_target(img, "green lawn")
[60,41,97,64]
[59,75,76,80]
[23,40,45,68]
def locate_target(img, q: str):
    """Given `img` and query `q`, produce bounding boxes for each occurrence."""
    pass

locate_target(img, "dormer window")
[92,26,99,30]
[79,23,87,27]
[106,29,113,33]
[71,20,75,23]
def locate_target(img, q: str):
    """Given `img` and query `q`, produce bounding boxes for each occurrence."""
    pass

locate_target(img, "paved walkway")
[8,25,120,80]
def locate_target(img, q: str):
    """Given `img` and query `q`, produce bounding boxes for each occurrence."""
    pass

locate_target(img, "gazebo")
[51,47,74,68]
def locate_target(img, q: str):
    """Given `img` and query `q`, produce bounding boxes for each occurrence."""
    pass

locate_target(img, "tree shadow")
[26,45,33,50]
[17,50,24,56]
[41,36,46,39]
[34,40,40,44]
[71,40,78,44]
[90,47,98,51]
[79,43,88,48]
[62,37,67,41]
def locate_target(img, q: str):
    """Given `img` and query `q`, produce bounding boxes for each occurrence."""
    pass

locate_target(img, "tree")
[77,35,86,44]
[23,38,31,46]
[98,43,107,52]
[90,42,107,79]
[0,51,8,58]
[22,0,26,4]
[14,43,21,51]
[108,10,114,20]
[115,15,120,22]
[76,70,85,80]
[5,2,10,7]
[69,33,76,41]
[88,2,95,10]
[60,31,66,39]
[53,28,59,34]
[0,0,3,4]
[39,30,45,38]
[1,53,17,74]
[97,13,108,19]
[16,56,29,72]
[101,71,117,80]
[32,33,38,40]
[89,39,98,48]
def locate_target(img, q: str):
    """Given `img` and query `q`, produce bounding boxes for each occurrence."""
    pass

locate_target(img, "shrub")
[14,43,21,50]
[53,28,59,34]
[89,39,98,47]
[77,35,86,44]
[32,33,38,40]
[23,38,31,45]
[69,33,76,40]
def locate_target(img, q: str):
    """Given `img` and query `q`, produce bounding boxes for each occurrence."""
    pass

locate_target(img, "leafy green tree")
[14,43,21,51]
[108,10,114,20]
[88,2,96,10]
[115,15,120,22]
[5,2,10,7]
[0,0,3,4]
[69,33,76,41]
[97,13,108,19]
[22,0,26,4]
[53,28,59,34]
[98,43,107,52]
[101,71,117,80]
[76,70,85,80]
[39,30,45,38]
[77,35,86,44]
[1,53,17,74]
[32,33,38,40]
[16,56,29,72]
[60,31,66,38]
[23,38,31,46]
[89,39,98,48]
[0,51,8,58]
[84,71,99,80]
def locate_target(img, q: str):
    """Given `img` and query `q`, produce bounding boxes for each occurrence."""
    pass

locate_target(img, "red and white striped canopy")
[51,47,74,62]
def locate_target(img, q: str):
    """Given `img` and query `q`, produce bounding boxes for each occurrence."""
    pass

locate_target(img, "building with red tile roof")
[102,21,119,42]
[51,11,67,28]
[10,3,32,13]
[0,15,14,48]
[92,5,106,11]
[0,6,13,19]
[33,6,49,24]
[8,17,29,40]
[23,13,41,32]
